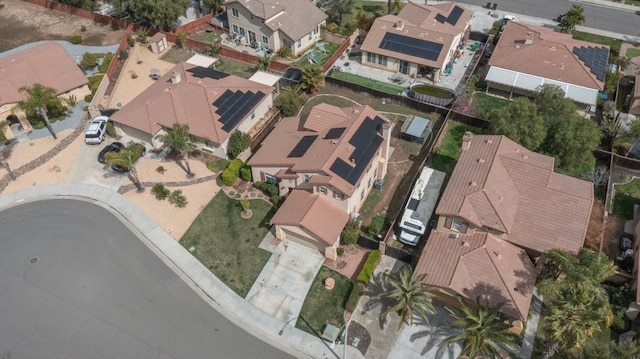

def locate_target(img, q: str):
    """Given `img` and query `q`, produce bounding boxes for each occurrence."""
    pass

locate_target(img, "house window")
[262,35,269,45]
[251,111,255,120]
[231,8,239,17]
[265,173,277,185]
[239,27,246,36]
[367,52,376,63]
[368,177,372,188]
[335,191,343,200]
[315,25,320,34]
[378,55,387,66]
[304,174,310,182]
[319,186,327,194]
[232,24,239,34]
[449,218,468,233]
[361,189,365,199]
[308,32,312,40]
[297,39,301,48]
[248,30,257,44]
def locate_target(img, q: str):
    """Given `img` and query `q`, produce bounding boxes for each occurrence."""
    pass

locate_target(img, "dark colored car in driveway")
[98,142,124,163]
[111,143,146,172]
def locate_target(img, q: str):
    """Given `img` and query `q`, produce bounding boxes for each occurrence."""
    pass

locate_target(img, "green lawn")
[293,42,341,67]
[159,47,194,64]
[330,71,405,95]
[296,266,353,337]
[627,47,640,59]
[572,31,622,58]
[612,178,640,219]
[180,192,275,297]
[359,188,382,225]
[430,121,487,175]
[214,58,257,79]
[472,92,510,118]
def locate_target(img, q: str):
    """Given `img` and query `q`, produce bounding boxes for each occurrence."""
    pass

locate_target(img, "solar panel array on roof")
[434,6,464,25]
[379,33,443,61]
[288,135,318,158]
[572,46,608,82]
[213,89,266,132]
[330,116,385,185]
[407,198,420,211]
[187,67,229,80]
[325,127,346,140]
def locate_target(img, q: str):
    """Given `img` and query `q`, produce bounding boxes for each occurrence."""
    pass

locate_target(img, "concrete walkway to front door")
[246,239,325,323]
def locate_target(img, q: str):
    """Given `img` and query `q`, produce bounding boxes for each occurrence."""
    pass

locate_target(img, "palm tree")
[387,0,403,14]
[105,146,144,191]
[300,64,325,93]
[155,123,194,177]
[256,53,270,71]
[17,84,59,139]
[379,266,436,328]
[538,248,616,296]
[439,297,518,359]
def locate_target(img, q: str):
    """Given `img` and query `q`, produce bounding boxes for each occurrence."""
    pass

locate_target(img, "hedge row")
[220,158,244,186]
[356,250,381,285]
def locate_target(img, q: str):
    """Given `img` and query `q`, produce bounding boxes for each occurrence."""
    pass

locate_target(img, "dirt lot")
[0,0,125,52]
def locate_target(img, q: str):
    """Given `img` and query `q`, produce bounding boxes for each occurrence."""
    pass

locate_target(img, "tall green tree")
[488,97,546,151]
[439,297,518,359]
[538,248,616,294]
[129,0,189,31]
[387,0,403,14]
[578,338,640,359]
[533,84,577,129]
[326,0,355,23]
[227,130,251,159]
[201,0,223,13]
[18,84,59,140]
[559,4,585,33]
[379,266,436,328]
[545,115,600,175]
[274,90,303,117]
[58,0,97,10]
[300,64,326,93]
[155,123,194,177]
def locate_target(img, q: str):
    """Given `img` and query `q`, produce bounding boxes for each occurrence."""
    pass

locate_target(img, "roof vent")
[469,181,477,187]
[485,139,493,144]
[170,70,181,84]
[549,46,556,51]
[462,240,470,247]
[522,154,528,159]
[560,63,565,69]
[524,37,533,45]
[477,158,485,163]
[331,140,338,145]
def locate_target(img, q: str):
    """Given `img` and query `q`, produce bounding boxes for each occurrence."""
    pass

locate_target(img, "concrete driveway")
[246,240,325,323]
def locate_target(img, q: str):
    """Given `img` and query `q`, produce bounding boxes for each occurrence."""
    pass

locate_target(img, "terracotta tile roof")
[488,21,608,90]
[436,135,593,254]
[360,2,472,68]
[0,41,88,106]
[415,231,535,320]
[247,104,390,196]
[270,189,350,245]
[110,62,273,145]
[228,0,327,41]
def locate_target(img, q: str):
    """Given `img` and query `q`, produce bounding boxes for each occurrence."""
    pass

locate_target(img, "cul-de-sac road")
[0,199,293,359]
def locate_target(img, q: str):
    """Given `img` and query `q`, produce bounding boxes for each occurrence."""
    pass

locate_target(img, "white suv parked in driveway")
[85,116,109,144]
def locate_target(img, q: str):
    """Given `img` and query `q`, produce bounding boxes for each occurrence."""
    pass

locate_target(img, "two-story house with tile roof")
[0,41,90,139]
[415,132,594,324]
[110,62,273,158]
[225,0,327,56]
[360,2,472,82]
[247,103,392,257]
[486,21,609,107]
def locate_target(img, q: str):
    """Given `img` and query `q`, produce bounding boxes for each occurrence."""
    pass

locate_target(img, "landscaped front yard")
[612,177,640,220]
[296,266,353,337]
[180,192,276,297]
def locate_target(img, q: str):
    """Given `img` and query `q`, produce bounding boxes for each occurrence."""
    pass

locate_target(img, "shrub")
[357,250,381,285]
[189,148,202,158]
[67,94,77,106]
[80,52,100,70]
[368,214,386,238]
[169,190,188,208]
[127,35,135,47]
[151,183,170,200]
[271,195,284,207]
[80,25,87,32]
[240,166,252,181]
[119,50,129,61]
[220,158,244,186]
[207,159,230,173]
[70,35,83,44]
[156,166,166,174]
[336,247,345,256]
[98,52,114,73]
[227,130,252,159]
[274,90,303,116]
[87,74,104,94]
[106,121,116,137]
[345,282,364,313]
[253,181,279,197]
[83,94,93,103]
[33,121,46,130]
[216,175,224,187]
[341,219,360,245]
[277,45,292,58]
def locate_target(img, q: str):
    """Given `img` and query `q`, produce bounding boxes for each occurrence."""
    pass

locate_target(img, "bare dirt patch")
[324,245,370,281]
[604,214,626,260]
[0,0,125,52]
[585,199,605,251]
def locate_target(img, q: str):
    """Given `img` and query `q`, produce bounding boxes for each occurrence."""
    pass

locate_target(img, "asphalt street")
[0,199,293,359]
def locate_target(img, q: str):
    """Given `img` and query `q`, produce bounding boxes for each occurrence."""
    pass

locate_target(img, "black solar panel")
[349,116,384,162]
[213,90,266,132]
[325,127,346,140]
[213,90,234,107]
[288,135,318,158]
[187,67,229,80]
[572,46,608,82]
[435,6,464,25]
[216,91,245,119]
[407,198,420,211]
[379,33,443,61]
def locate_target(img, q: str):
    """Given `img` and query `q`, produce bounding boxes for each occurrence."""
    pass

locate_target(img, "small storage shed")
[401,115,432,145]
[149,33,168,54]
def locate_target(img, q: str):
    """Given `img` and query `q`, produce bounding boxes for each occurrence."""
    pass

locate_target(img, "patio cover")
[186,54,217,68]
[249,71,281,87]
[485,66,598,105]
[401,115,432,145]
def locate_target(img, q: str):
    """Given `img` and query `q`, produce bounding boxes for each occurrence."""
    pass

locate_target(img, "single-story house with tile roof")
[0,41,90,139]
[415,232,535,321]
[225,0,327,56]
[360,2,472,83]
[416,132,592,322]
[247,103,392,258]
[110,62,273,158]
[486,21,609,107]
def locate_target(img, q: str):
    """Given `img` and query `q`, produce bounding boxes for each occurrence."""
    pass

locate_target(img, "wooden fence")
[322,38,351,72]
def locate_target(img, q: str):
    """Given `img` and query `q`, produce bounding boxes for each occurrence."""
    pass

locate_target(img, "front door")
[248,31,257,45]
[399,60,409,75]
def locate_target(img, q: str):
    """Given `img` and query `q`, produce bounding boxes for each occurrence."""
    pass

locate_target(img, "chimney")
[170,70,181,84]
[395,20,405,30]
[461,131,473,150]
[524,37,533,45]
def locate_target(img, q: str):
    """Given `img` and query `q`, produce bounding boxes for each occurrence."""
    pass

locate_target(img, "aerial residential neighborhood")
[3,0,640,358]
